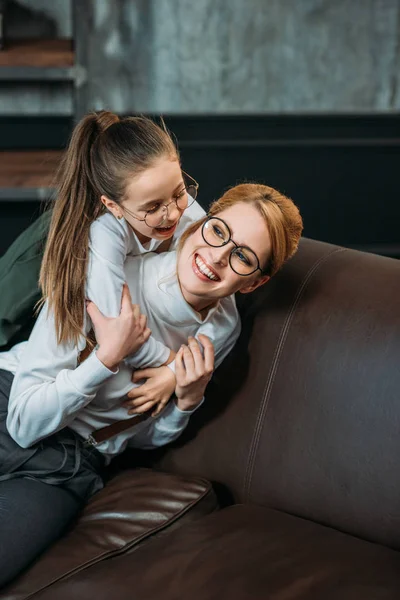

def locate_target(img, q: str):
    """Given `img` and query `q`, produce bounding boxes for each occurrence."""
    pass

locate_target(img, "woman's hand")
[175,335,214,412]
[122,365,176,416]
[86,283,151,370]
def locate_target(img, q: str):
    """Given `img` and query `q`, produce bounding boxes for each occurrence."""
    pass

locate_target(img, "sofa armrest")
[2,469,218,600]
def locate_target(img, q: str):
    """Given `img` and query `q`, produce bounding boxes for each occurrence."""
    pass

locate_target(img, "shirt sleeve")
[127,397,204,449]
[86,215,129,318]
[6,303,117,448]
[87,216,172,369]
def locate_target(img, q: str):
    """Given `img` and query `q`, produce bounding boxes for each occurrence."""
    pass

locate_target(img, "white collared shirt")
[4,249,240,461]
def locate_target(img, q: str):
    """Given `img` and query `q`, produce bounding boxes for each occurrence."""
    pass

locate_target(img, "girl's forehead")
[124,159,182,200]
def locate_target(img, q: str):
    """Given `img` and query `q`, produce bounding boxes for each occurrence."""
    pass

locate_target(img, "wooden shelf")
[0,39,74,67]
[0,39,75,81]
[0,150,63,200]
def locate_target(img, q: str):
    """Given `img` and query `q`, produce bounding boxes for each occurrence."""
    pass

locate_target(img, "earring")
[117,215,123,220]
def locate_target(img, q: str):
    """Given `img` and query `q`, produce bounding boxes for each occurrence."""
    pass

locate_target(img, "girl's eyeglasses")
[122,171,198,228]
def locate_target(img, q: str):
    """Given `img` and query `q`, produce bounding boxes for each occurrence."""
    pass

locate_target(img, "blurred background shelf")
[0,1,86,214]
[0,38,73,65]
[0,1,399,260]
[0,38,75,80]
[0,150,62,200]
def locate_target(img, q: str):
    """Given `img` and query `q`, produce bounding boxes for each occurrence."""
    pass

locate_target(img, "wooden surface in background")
[0,151,63,187]
[0,39,73,67]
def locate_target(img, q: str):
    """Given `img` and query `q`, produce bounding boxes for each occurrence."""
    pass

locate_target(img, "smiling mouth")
[193,253,220,282]
[155,222,177,235]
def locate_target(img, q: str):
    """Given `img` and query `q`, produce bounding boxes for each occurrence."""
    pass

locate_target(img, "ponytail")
[40,112,118,347]
[39,110,178,348]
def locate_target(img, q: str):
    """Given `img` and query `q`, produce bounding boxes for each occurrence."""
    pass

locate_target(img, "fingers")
[130,302,149,338]
[131,303,140,321]
[85,300,104,328]
[151,399,169,417]
[124,386,146,400]
[187,337,204,374]
[182,344,195,374]
[119,284,142,326]
[175,346,185,381]
[198,334,215,374]
[138,313,147,331]
[132,368,153,382]
[128,400,156,415]
[142,327,152,343]
[185,336,214,378]
[120,283,133,314]
[123,393,150,408]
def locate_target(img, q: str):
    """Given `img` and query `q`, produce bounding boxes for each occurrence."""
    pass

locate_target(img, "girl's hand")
[123,365,176,415]
[175,335,214,412]
[87,284,151,370]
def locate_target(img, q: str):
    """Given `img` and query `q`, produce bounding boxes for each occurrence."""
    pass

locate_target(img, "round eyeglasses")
[121,171,198,229]
[202,216,264,276]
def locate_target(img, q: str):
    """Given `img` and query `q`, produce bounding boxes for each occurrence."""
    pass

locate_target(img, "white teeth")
[195,255,218,281]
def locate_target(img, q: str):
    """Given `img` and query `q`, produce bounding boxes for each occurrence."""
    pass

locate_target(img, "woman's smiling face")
[177,202,272,312]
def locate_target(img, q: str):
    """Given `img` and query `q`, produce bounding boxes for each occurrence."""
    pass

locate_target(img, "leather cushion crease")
[15,506,400,600]
[1,469,217,600]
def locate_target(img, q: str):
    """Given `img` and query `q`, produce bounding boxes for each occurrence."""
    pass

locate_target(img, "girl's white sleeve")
[6,304,117,448]
[87,216,170,369]
[167,294,241,375]
[128,398,203,449]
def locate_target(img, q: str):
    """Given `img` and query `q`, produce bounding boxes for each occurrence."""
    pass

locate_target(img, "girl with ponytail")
[0,171,302,585]
[39,110,237,415]
[0,110,242,585]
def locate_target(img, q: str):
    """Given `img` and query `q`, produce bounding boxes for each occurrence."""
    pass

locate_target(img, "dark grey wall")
[1,0,400,115]
[1,114,399,258]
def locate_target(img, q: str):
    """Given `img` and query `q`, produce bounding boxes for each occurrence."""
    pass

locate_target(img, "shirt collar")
[155,252,220,325]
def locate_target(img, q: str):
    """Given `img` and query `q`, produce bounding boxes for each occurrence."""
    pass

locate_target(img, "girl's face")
[102,158,186,244]
[177,202,271,312]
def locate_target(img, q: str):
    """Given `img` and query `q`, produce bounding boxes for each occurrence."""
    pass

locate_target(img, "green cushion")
[0,211,51,349]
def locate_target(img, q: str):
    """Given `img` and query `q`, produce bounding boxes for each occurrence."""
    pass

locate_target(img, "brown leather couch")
[2,238,400,599]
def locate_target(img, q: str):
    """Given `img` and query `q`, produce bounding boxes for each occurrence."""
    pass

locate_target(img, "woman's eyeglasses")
[202,216,264,276]
[121,171,198,228]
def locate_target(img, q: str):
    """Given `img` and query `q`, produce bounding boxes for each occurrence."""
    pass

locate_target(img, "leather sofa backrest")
[153,238,400,549]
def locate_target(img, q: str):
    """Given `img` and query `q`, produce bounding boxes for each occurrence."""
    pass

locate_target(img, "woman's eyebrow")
[226,222,258,255]
[138,181,185,210]
[238,240,258,255]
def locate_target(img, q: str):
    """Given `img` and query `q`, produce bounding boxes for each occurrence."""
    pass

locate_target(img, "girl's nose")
[167,200,181,222]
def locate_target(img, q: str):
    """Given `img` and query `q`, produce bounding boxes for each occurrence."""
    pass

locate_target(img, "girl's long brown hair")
[179,183,303,276]
[40,111,178,347]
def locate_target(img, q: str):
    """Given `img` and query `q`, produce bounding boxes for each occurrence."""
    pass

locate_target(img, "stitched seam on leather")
[243,248,346,501]
[25,478,213,599]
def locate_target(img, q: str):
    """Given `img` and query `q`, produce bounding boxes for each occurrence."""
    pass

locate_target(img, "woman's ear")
[101,195,123,220]
[239,274,270,295]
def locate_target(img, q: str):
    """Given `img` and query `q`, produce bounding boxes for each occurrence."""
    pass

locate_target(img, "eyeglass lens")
[145,185,197,227]
[202,218,259,275]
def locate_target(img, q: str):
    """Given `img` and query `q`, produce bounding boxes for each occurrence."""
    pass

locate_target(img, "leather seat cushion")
[29,503,400,600]
[2,468,217,599]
